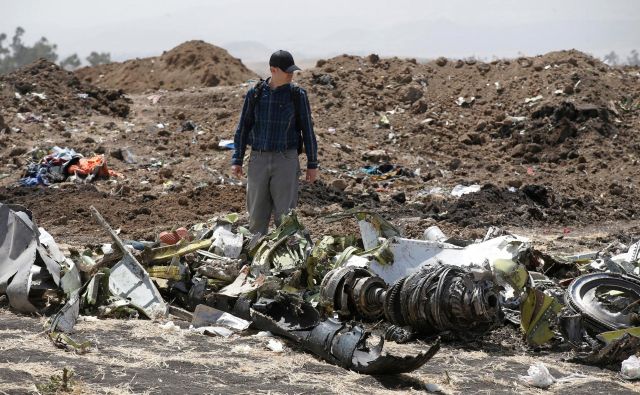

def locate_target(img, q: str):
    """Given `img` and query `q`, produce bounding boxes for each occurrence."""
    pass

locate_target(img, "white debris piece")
[191,304,250,332]
[30,92,47,100]
[253,331,274,338]
[520,362,555,388]
[159,321,181,332]
[231,344,252,353]
[524,95,543,104]
[147,94,162,104]
[78,315,99,322]
[266,339,285,353]
[347,233,529,288]
[189,325,234,338]
[425,383,444,393]
[451,184,481,197]
[621,355,640,380]
[212,226,243,258]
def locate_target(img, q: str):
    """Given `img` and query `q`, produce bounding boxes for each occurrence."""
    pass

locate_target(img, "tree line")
[602,50,639,66]
[0,27,111,75]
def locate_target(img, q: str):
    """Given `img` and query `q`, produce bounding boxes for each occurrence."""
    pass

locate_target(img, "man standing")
[231,50,318,236]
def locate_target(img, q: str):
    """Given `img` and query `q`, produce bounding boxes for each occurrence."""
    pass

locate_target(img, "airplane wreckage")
[2,202,640,375]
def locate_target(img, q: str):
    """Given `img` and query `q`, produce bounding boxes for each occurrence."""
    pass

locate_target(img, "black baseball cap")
[269,50,301,73]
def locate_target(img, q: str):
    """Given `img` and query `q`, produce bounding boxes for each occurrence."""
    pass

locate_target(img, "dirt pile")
[290,50,640,224]
[0,49,638,246]
[298,50,639,165]
[0,59,131,118]
[75,40,259,93]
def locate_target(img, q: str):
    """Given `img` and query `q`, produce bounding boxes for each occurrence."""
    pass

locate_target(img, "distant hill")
[75,40,259,93]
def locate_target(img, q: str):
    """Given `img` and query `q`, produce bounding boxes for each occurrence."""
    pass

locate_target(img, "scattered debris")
[3,193,640,377]
[19,146,120,186]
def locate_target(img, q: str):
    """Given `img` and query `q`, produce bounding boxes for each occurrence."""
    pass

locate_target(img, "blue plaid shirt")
[232,79,318,169]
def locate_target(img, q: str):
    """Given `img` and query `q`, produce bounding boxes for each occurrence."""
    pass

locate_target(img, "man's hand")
[231,164,244,178]
[305,168,318,183]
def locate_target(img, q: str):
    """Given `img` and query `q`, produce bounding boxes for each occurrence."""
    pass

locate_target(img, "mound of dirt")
[1,49,639,251]
[298,50,639,166]
[0,59,130,118]
[290,50,640,217]
[75,40,259,93]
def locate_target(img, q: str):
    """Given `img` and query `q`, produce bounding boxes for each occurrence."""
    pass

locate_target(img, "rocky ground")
[0,44,639,393]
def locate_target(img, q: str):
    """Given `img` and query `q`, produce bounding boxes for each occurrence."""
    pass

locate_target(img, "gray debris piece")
[50,290,81,333]
[0,203,65,312]
[191,304,250,331]
[90,205,168,319]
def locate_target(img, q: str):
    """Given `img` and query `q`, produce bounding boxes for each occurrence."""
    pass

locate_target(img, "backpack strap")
[290,84,302,131]
[245,79,266,130]
[290,84,304,154]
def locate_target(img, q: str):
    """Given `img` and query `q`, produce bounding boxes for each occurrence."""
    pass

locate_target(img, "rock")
[0,114,7,131]
[367,54,380,64]
[526,143,543,153]
[454,60,464,68]
[411,99,428,114]
[459,132,483,145]
[399,85,423,103]
[563,84,574,95]
[395,74,413,84]
[313,73,335,86]
[331,179,348,192]
[362,150,391,163]
[609,183,624,196]
[435,57,448,67]
[392,191,406,203]
[475,120,487,131]
[9,147,27,157]
[511,144,526,157]
[52,215,69,226]
[158,167,173,179]
[181,120,196,132]
[476,63,491,74]
[507,179,523,188]
[448,158,462,170]
[517,57,533,68]
[178,197,189,206]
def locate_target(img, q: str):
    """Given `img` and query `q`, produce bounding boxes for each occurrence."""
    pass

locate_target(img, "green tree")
[86,51,111,66]
[627,49,640,66]
[60,53,81,70]
[603,51,619,66]
[0,26,58,74]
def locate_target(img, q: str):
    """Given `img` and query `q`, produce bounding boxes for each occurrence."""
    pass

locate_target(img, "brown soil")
[75,40,259,93]
[1,45,640,393]
[0,59,131,118]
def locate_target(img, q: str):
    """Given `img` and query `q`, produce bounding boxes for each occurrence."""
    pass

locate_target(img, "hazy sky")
[4,0,640,64]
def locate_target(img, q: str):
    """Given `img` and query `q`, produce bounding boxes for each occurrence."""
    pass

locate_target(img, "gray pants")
[247,149,300,235]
